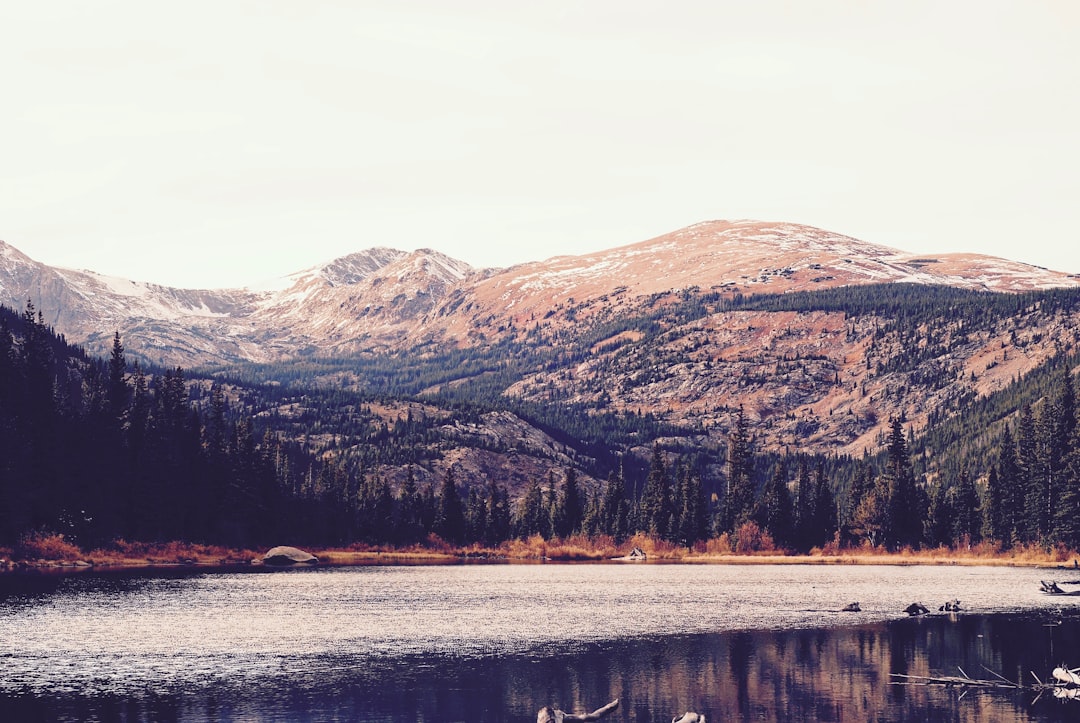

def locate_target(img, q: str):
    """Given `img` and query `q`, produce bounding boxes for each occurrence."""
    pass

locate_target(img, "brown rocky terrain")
[4,219,1079,477]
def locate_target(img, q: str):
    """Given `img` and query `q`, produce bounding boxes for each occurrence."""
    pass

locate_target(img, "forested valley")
[3,281,1080,559]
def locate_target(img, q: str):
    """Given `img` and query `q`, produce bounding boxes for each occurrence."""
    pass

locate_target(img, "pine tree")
[673,461,709,547]
[396,466,424,544]
[486,481,511,545]
[794,459,814,551]
[949,470,981,546]
[515,476,547,539]
[723,407,755,532]
[554,467,583,538]
[996,424,1023,546]
[1053,426,1080,549]
[925,481,953,547]
[107,331,129,426]
[640,445,672,537]
[811,460,837,548]
[465,485,488,543]
[598,470,628,541]
[435,466,465,544]
[1018,404,1040,542]
[882,418,923,549]
[754,464,793,548]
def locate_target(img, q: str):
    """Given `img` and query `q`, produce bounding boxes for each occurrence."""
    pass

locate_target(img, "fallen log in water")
[891,668,1023,691]
[536,699,705,722]
[537,699,619,723]
[892,664,1080,702]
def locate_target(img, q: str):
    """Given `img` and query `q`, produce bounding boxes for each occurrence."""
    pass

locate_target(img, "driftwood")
[537,699,619,723]
[1038,580,1080,595]
[893,664,1080,703]
[536,700,705,722]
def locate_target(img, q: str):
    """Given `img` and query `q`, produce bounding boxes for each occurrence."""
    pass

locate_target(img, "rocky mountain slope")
[3,220,1076,368]
[4,220,1080,474]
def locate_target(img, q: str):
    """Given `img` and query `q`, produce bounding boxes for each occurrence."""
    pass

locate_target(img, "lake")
[3,562,1080,721]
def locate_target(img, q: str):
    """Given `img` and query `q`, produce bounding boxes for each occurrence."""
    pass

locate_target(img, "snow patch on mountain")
[3,221,1079,367]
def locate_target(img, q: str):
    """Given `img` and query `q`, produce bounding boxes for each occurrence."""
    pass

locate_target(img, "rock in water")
[904,602,930,616]
[262,546,318,566]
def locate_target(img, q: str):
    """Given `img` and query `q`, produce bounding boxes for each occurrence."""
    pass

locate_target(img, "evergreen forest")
[3,281,1080,557]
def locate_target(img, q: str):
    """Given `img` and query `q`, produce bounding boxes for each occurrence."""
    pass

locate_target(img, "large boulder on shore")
[261,546,318,566]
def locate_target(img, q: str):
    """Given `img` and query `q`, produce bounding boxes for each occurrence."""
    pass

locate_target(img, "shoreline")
[3,546,1077,576]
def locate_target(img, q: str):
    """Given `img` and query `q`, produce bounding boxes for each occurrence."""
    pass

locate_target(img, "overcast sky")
[2,1,1078,288]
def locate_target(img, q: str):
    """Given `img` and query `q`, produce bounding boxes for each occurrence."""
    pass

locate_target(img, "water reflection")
[6,614,1080,721]
[4,565,1080,721]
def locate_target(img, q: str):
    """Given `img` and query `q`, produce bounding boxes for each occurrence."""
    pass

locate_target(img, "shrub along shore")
[2,531,1077,573]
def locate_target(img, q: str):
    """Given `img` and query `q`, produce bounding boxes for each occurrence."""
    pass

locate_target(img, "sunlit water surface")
[3,563,1080,721]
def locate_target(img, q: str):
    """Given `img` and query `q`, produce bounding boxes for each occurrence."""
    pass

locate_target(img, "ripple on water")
[0,563,1074,697]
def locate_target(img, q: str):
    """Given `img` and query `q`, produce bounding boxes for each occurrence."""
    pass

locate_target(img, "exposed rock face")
[261,546,318,566]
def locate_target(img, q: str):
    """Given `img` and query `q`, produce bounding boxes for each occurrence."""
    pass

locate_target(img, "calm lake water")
[3,563,1080,721]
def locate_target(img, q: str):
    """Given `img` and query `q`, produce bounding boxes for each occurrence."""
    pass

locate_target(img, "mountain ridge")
[2,220,1078,367]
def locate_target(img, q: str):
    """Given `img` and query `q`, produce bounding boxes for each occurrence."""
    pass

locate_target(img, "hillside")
[5,224,1080,555]
[3,221,1077,368]
[4,221,1080,465]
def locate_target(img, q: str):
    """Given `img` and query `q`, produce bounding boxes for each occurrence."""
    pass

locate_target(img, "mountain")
[2,220,1076,368]
[5,220,1080,471]
[5,221,1080,553]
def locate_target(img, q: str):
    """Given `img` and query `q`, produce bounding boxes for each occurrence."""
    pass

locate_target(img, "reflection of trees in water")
[508,615,1080,722]
[11,614,1080,721]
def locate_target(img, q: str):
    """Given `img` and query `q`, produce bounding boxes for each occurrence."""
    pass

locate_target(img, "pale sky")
[2,1,1078,289]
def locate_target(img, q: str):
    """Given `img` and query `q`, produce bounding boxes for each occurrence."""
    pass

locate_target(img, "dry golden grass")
[5,533,1079,571]
[85,540,261,567]
[14,532,83,562]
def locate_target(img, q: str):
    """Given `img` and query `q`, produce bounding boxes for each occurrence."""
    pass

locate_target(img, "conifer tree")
[949,470,981,546]
[924,481,952,547]
[515,476,547,539]
[1053,426,1080,549]
[598,470,628,541]
[465,485,488,543]
[673,460,709,547]
[882,418,923,548]
[754,464,793,548]
[640,445,672,537]
[435,466,466,544]
[723,407,755,532]
[811,460,837,547]
[545,470,559,539]
[554,466,583,538]
[794,459,814,550]
[485,481,511,545]
[1016,404,1040,542]
[396,466,424,544]
[995,424,1023,545]
[107,331,129,425]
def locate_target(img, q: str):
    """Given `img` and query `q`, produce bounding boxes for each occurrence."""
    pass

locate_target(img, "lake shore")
[4,536,1079,575]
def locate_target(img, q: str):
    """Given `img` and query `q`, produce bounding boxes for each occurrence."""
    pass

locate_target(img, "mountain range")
[4,219,1080,484]
[3,220,1077,369]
